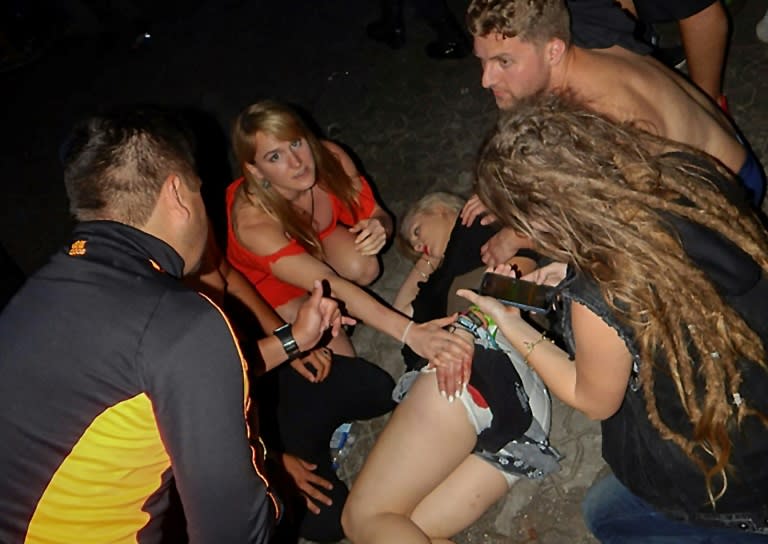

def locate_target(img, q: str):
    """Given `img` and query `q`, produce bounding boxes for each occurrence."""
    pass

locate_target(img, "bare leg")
[342,373,509,543]
[322,225,381,286]
[411,454,510,538]
[678,1,728,101]
[342,373,475,543]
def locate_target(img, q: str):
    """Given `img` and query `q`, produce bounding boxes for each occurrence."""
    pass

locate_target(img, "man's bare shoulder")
[567,46,742,171]
[568,47,667,128]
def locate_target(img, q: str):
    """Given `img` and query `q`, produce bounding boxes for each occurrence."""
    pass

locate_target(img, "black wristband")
[274,323,300,359]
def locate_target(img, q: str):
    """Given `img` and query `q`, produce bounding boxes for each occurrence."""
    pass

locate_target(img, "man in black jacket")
[0,107,342,543]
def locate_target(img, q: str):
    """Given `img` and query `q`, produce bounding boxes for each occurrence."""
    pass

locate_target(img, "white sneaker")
[757,9,768,43]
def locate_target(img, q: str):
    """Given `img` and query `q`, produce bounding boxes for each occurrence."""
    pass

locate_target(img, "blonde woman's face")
[406,207,457,258]
[247,131,316,197]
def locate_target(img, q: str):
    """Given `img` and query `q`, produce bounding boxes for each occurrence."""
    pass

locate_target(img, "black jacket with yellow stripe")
[0,221,277,543]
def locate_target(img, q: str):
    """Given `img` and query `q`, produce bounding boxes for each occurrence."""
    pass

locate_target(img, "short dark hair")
[466,0,571,45]
[62,106,197,226]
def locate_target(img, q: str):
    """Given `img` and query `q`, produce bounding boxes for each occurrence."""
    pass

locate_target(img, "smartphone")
[479,272,556,313]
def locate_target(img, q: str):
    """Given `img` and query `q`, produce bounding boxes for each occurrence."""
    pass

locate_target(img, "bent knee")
[341,255,380,286]
[341,496,368,542]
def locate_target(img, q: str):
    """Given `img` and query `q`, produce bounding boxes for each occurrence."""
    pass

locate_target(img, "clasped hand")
[350,217,387,256]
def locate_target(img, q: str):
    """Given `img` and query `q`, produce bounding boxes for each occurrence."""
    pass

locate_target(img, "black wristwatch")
[274,323,300,359]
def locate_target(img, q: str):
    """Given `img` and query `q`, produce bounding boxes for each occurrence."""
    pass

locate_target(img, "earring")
[262,179,270,189]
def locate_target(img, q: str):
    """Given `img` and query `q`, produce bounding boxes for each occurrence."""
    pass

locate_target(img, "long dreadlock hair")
[476,93,768,506]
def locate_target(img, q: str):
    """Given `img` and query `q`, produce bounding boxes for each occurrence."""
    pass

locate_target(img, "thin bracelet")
[401,320,415,344]
[523,332,550,365]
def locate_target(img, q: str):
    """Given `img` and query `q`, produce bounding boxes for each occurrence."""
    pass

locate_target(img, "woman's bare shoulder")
[232,197,290,256]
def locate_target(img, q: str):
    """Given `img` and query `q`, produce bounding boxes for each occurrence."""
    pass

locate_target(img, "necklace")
[293,185,315,224]
[308,185,315,225]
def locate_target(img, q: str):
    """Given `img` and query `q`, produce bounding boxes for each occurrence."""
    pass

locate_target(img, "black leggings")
[256,354,395,542]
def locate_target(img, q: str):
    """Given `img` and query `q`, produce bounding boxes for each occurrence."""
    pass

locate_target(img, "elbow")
[581,402,621,421]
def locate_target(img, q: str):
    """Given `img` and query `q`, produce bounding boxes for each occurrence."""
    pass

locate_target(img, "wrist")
[274,323,301,360]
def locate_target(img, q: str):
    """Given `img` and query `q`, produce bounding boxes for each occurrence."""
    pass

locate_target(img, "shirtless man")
[463,0,766,266]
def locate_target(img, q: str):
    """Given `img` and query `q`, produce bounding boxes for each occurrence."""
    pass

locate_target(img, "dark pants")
[257,354,395,542]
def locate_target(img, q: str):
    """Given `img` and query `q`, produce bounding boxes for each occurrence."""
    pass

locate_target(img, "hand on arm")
[460,194,497,227]
[429,323,475,402]
[405,314,474,400]
[480,228,534,267]
[269,250,473,397]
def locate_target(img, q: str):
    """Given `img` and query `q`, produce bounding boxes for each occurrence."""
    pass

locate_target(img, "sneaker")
[757,10,768,43]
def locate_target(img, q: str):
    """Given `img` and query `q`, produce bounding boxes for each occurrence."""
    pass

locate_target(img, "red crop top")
[226,176,377,308]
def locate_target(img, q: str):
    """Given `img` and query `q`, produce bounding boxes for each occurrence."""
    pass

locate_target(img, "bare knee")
[341,254,380,286]
[341,495,368,542]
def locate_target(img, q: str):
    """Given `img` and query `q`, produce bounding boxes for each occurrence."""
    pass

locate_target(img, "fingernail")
[448,394,454,403]
[440,390,447,398]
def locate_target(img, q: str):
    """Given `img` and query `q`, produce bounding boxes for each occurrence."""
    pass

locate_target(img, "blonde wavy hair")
[476,93,768,506]
[398,192,464,260]
[232,100,360,258]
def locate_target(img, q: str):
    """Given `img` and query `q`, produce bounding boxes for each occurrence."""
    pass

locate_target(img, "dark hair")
[62,106,197,226]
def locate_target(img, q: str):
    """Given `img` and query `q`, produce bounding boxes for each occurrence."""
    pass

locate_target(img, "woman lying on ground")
[341,194,559,544]
[227,100,473,388]
[342,332,558,544]
[458,94,768,542]
[394,191,540,371]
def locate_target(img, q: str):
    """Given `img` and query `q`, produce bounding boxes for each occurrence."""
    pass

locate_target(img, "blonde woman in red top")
[227,100,472,393]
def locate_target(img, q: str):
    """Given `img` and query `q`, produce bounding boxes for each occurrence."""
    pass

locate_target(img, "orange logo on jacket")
[68,240,87,256]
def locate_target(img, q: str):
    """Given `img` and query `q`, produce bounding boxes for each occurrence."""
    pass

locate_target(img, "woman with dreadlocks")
[458,94,768,542]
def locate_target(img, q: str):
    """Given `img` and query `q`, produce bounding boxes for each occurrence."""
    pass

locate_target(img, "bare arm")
[458,266,632,420]
[236,217,471,392]
[192,230,339,376]
[392,254,436,316]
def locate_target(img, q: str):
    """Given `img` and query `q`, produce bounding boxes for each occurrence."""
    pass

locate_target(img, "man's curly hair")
[466,0,571,45]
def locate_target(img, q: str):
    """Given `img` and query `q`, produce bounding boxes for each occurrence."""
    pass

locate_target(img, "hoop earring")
[262,179,270,189]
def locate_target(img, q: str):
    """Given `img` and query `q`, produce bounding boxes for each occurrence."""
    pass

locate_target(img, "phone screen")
[479,273,555,313]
